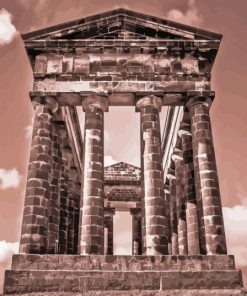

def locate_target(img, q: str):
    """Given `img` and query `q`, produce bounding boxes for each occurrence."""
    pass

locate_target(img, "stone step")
[2,290,247,296]
[11,254,236,271]
[3,270,243,294]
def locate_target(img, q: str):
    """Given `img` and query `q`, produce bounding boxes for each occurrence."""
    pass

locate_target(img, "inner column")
[79,94,108,255]
[136,95,169,255]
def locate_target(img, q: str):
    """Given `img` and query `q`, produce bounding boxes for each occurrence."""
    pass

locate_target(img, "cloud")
[24,124,33,139]
[0,241,19,264]
[19,0,85,32]
[0,9,18,46]
[0,241,19,293]
[165,0,203,27]
[104,155,117,167]
[0,168,21,190]
[223,205,247,267]
[113,4,130,9]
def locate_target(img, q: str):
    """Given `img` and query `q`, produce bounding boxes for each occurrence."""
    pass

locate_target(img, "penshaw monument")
[3,8,245,295]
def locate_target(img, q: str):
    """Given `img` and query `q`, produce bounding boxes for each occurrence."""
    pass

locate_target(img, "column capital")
[136,95,162,112]
[185,90,215,110]
[30,93,59,113]
[82,93,109,112]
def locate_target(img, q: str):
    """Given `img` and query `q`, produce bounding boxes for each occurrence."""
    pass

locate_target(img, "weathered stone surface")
[2,290,247,296]
[46,121,62,254]
[104,208,115,255]
[173,148,188,256]
[168,175,178,255]
[33,79,211,94]
[186,94,227,255]
[35,53,201,77]
[10,254,236,271]
[19,97,58,254]
[3,269,243,293]
[5,254,243,294]
[130,209,142,255]
[8,7,244,296]
[137,95,169,255]
[179,118,200,255]
[79,95,108,255]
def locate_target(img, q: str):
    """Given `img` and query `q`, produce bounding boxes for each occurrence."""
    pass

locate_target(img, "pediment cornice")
[22,8,222,42]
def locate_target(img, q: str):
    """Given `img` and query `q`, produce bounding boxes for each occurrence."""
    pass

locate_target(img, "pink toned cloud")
[0,241,19,264]
[0,9,18,45]
[165,0,203,27]
[0,168,21,190]
[0,241,19,293]
[104,155,117,167]
[24,124,33,139]
[113,4,130,10]
[223,205,247,267]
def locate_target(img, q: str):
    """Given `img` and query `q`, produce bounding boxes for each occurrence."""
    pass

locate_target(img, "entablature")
[29,90,215,107]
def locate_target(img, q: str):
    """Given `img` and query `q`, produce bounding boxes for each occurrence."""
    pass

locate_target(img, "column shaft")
[58,127,70,254]
[137,96,168,255]
[130,208,142,255]
[169,176,179,255]
[20,97,58,254]
[104,208,114,255]
[174,155,188,255]
[80,95,108,255]
[65,150,75,254]
[164,181,172,255]
[140,115,146,255]
[73,182,81,254]
[47,121,62,253]
[187,94,227,254]
[180,120,200,254]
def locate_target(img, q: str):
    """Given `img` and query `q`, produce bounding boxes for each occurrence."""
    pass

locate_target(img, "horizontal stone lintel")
[29,90,214,107]
[25,39,220,49]
[104,200,140,209]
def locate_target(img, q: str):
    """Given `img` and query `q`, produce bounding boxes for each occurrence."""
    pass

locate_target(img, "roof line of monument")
[21,8,222,41]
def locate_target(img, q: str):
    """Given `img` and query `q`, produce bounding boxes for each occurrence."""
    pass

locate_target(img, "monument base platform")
[3,255,244,295]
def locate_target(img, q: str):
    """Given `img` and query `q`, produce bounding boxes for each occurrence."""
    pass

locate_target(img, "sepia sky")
[0,0,247,290]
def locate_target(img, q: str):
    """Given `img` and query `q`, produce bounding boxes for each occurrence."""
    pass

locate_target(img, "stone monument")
[3,8,245,295]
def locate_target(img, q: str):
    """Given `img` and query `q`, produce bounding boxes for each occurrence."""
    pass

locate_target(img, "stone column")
[104,227,109,255]
[178,116,200,255]
[164,179,172,255]
[172,146,188,255]
[167,166,179,255]
[65,151,75,254]
[130,208,142,255]
[19,96,58,254]
[79,94,108,255]
[140,113,146,255]
[57,124,70,254]
[136,95,168,255]
[104,207,115,255]
[73,179,81,254]
[47,120,62,254]
[186,91,227,254]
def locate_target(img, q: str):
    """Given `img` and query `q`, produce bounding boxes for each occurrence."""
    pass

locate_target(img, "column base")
[3,255,244,294]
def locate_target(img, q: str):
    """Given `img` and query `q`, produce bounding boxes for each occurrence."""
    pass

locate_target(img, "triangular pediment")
[104,162,141,182]
[22,8,222,41]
